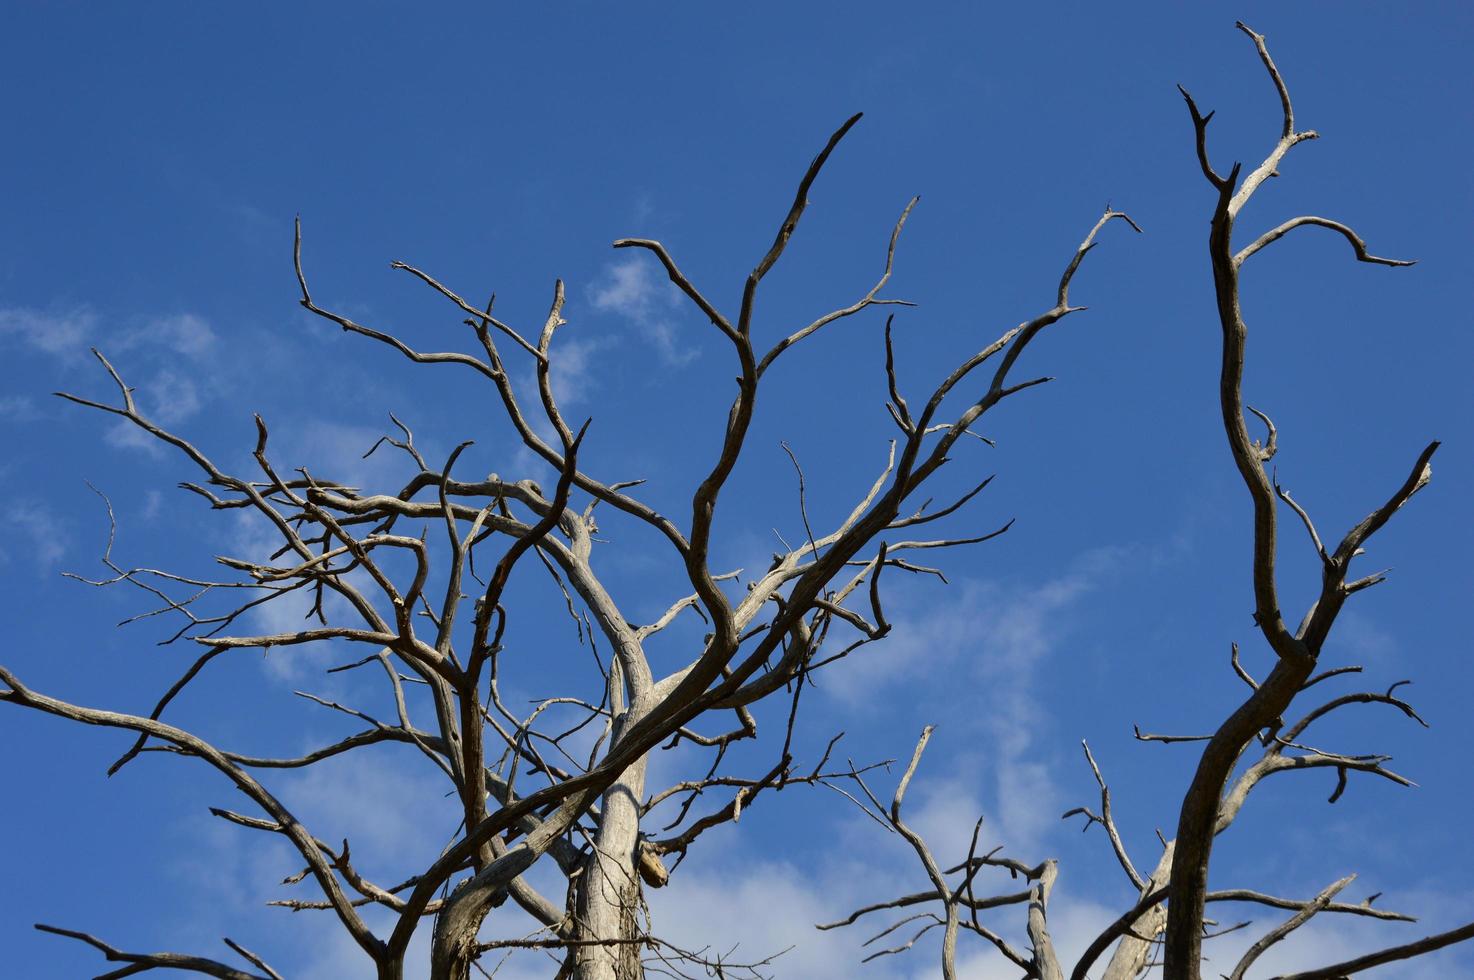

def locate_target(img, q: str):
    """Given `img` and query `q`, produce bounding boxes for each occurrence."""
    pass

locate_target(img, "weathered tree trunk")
[570,721,651,979]
[1163,659,1310,978]
[1101,842,1174,980]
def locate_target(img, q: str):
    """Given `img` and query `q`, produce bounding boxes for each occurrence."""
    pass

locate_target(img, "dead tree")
[0,108,1137,978]
[825,23,1473,980]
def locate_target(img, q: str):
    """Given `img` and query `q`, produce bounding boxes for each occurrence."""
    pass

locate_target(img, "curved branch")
[756,196,918,376]
[1271,920,1474,979]
[1228,875,1354,980]
[740,112,864,336]
[1064,740,1143,891]
[610,238,736,343]
[1235,216,1416,267]
[1072,884,1412,980]
[34,924,273,980]
[388,260,543,361]
[3,670,382,959]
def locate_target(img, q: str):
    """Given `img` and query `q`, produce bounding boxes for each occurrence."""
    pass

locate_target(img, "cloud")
[166,818,298,923]
[1,501,70,574]
[274,418,426,492]
[502,337,607,482]
[1169,896,1474,980]
[1,305,221,454]
[958,549,1124,851]
[160,776,436,979]
[279,750,453,866]
[588,257,698,365]
[116,312,218,358]
[225,506,375,684]
[907,774,991,862]
[652,855,911,979]
[547,334,601,409]
[644,831,1129,980]
[820,547,1124,856]
[104,368,205,455]
[1326,607,1398,666]
[0,306,97,355]
[649,819,1463,980]
[141,489,164,521]
[0,307,217,362]
[0,393,42,421]
[295,918,431,980]
[217,415,424,684]
[945,893,1117,980]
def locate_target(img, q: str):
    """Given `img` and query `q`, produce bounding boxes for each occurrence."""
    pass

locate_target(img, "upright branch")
[1069,662,1432,980]
[1162,22,1441,978]
[827,23,1465,980]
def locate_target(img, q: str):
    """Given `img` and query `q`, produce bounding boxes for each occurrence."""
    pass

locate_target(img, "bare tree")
[4,22,1465,980]
[0,98,1136,977]
[825,22,1473,980]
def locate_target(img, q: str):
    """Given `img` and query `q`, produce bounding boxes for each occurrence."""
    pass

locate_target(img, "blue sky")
[2,3,1471,977]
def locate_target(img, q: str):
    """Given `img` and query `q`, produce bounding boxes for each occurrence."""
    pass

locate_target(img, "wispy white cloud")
[1326,607,1398,666]
[589,257,697,366]
[1155,892,1474,980]
[116,312,217,358]
[907,774,990,862]
[295,919,431,980]
[0,306,97,355]
[548,335,601,409]
[104,368,206,455]
[652,815,1468,980]
[946,893,1117,979]
[224,505,386,685]
[218,416,427,684]
[1,304,222,454]
[160,765,437,979]
[267,418,417,491]
[645,830,1127,980]
[503,338,606,483]
[0,393,42,421]
[1,501,70,574]
[140,489,165,521]
[822,547,1123,855]
[652,855,910,979]
[960,548,1123,852]
[279,749,453,865]
[0,307,217,362]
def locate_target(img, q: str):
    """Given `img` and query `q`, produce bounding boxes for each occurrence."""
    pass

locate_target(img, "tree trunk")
[570,749,650,979]
[1101,842,1174,980]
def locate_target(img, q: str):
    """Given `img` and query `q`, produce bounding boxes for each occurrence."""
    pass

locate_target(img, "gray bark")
[571,751,651,980]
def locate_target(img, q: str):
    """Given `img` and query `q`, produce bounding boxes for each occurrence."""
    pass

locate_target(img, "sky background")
[2,2,1472,977]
